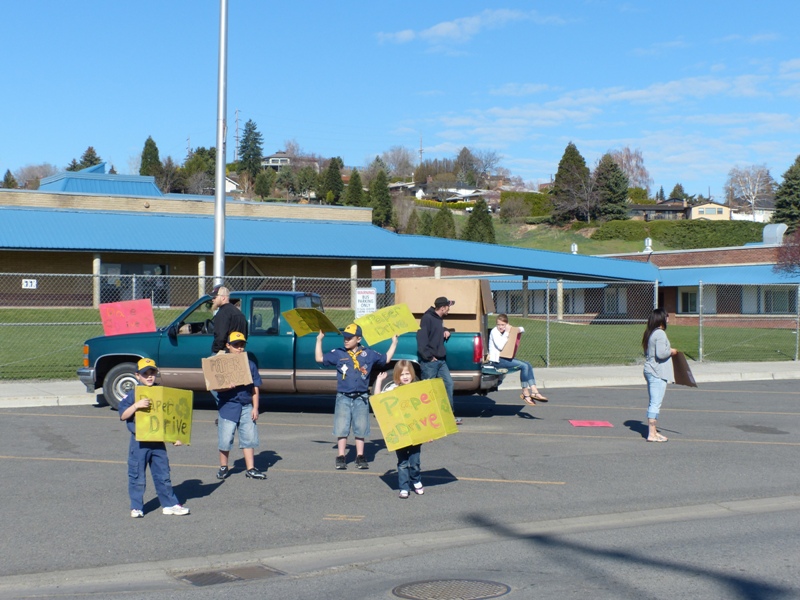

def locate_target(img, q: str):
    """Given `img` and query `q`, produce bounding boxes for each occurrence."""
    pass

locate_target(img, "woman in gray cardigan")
[642,308,678,442]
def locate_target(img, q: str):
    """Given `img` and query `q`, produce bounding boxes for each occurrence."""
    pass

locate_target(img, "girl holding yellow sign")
[376,360,425,499]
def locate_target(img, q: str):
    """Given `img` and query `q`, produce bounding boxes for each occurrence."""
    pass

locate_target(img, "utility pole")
[418,135,424,164]
[234,109,240,162]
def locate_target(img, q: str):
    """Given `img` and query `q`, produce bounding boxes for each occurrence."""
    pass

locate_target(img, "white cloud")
[633,38,690,57]
[779,58,800,80]
[489,83,551,97]
[377,9,563,46]
[714,32,781,44]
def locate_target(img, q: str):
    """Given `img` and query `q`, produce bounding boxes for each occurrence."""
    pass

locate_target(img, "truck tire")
[103,362,138,410]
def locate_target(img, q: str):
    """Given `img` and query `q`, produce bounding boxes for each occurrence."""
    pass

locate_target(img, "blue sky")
[2,1,799,201]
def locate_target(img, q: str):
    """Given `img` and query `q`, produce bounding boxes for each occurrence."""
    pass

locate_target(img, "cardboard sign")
[281,308,339,337]
[99,299,157,336]
[201,352,253,391]
[369,379,458,451]
[673,351,697,387]
[355,303,419,345]
[134,386,193,445]
[499,326,522,359]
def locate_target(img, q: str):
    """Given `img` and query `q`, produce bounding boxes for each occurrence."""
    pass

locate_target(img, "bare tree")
[472,149,501,188]
[283,139,302,157]
[608,147,653,192]
[186,171,212,195]
[380,146,416,179]
[553,164,598,223]
[775,229,800,274]
[13,163,59,189]
[725,164,776,221]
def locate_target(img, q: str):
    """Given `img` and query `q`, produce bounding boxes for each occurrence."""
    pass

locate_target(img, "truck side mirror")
[167,324,178,340]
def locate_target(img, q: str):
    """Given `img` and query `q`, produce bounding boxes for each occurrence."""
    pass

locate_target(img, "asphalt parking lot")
[1,379,799,599]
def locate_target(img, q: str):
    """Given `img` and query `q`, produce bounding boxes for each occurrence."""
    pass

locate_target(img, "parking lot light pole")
[213,0,229,288]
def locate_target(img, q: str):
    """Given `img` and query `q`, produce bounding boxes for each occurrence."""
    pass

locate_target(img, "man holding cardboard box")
[417,296,460,424]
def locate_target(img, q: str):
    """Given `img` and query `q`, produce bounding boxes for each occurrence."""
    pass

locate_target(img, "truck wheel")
[103,362,138,410]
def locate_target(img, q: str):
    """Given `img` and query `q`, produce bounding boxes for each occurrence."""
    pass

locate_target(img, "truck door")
[249,297,295,393]
[157,297,216,389]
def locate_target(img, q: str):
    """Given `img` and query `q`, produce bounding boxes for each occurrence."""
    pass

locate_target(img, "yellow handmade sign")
[201,352,253,391]
[134,386,193,445]
[369,378,458,451]
[355,303,418,345]
[281,308,340,337]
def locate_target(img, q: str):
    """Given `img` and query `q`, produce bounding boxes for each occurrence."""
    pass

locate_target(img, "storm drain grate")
[392,579,511,600]
[176,564,284,587]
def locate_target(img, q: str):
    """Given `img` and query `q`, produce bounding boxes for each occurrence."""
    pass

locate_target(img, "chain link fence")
[1,273,797,380]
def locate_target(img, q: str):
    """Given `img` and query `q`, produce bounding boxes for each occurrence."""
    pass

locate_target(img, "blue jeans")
[644,371,667,419]
[333,393,370,438]
[127,436,179,511]
[218,403,259,451]
[396,445,422,492]
[493,358,536,389]
[420,359,454,410]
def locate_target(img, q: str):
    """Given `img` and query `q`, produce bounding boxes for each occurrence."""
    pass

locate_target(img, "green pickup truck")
[78,291,500,409]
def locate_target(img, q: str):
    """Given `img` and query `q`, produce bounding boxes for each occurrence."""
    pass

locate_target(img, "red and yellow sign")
[369,378,458,451]
[99,299,156,336]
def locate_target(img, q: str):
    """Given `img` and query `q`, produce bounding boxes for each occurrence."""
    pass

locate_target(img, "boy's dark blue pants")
[127,436,179,511]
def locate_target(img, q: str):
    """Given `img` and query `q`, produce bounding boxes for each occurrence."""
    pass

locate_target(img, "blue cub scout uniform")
[323,347,386,394]
[217,359,262,422]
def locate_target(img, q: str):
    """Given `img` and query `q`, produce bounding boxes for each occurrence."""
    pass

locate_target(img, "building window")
[679,288,698,313]
[764,288,796,314]
[604,287,627,314]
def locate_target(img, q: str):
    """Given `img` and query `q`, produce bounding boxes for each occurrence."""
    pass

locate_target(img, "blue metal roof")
[0,206,658,282]
[38,163,163,197]
[658,265,800,286]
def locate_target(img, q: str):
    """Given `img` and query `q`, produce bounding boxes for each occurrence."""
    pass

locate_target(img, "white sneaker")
[413,482,425,495]
[399,490,409,499]
[162,504,189,516]
[130,509,144,518]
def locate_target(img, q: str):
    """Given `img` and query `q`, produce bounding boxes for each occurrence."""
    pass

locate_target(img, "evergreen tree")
[344,168,364,206]
[79,146,102,168]
[773,155,800,232]
[594,154,630,221]
[419,211,433,236]
[404,209,420,234]
[2,169,18,189]
[551,142,590,223]
[276,167,296,197]
[65,158,82,172]
[254,169,275,200]
[238,119,264,181]
[320,157,344,204]
[655,186,666,202]
[370,169,393,227]
[460,198,496,243]
[669,183,686,200]
[431,203,457,239]
[295,166,318,200]
[139,136,162,177]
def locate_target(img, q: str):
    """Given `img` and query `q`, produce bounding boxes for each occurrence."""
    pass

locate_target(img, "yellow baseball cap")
[228,331,247,343]
[342,323,362,339]
[137,358,158,373]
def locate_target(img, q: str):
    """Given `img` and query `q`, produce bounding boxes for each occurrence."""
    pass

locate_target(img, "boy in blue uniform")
[316,324,397,470]
[119,358,189,517]
[216,332,266,480]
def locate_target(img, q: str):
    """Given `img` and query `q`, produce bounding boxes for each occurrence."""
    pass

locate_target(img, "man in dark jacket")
[417,296,459,423]
[210,285,248,354]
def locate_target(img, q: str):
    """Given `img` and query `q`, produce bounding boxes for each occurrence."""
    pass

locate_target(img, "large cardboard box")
[395,279,495,345]
[499,326,522,359]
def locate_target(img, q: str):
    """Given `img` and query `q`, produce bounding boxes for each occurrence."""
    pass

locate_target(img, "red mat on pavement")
[569,420,613,427]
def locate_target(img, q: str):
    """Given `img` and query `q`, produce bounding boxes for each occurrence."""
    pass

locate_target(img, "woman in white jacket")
[642,308,678,442]
[488,314,547,405]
